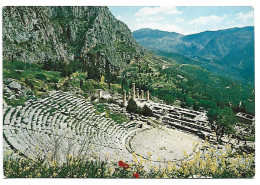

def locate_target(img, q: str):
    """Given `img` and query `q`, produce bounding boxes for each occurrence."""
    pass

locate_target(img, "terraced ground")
[3,91,138,162]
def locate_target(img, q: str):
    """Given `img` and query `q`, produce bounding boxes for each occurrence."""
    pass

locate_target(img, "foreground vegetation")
[4,143,255,178]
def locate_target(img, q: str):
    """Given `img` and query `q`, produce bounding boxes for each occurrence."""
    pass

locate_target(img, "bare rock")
[8,95,16,100]
[8,81,21,91]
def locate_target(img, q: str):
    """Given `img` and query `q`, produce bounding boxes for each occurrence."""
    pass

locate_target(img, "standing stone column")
[128,91,131,101]
[146,90,150,101]
[99,89,102,100]
[136,88,139,99]
[132,83,135,100]
[141,90,144,99]
[123,90,127,106]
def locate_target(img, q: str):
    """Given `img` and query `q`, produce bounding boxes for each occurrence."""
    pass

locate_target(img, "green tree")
[81,81,94,93]
[207,107,237,142]
[185,96,195,107]
[142,105,153,117]
[193,102,199,111]
[126,98,138,114]
[105,59,111,89]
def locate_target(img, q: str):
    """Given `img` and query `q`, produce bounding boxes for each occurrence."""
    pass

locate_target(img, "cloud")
[136,16,164,22]
[132,7,187,34]
[188,15,227,26]
[236,11,254,22]
[175,17,184,23]
[135,6,182,17]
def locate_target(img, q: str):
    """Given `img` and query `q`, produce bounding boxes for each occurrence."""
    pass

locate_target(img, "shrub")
[109,113,129,124]
[81,81,94,93]
[35,73,47,81]
[107,98,117,104]
[126,98,138,114]
[142,105,153,117]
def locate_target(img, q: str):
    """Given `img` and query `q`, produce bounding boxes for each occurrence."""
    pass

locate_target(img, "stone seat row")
[3,91,133,159]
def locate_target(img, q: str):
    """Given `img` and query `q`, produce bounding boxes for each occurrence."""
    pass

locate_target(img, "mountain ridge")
[133,26,254,82]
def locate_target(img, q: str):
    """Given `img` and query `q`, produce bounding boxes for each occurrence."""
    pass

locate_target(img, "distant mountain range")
[133,27,255,82]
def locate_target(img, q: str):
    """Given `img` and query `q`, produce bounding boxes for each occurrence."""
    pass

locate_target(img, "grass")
[246,136,255,142]
[109,112,129,124]
[3,61,63,106]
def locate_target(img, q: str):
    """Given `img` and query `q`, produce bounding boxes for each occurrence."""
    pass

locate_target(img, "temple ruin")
[132,83,136,100]
[121,83,212,140]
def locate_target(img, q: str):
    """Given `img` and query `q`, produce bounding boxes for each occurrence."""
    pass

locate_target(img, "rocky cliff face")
[3,6,147,73]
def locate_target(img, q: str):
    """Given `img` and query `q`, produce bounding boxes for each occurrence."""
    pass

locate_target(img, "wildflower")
[172,163,176,171]
[210,163,217,173]
[47,152,52,159]
[240,164,245,169]
[68,153,73,160]
[162,173,168,178]
[51,160,57,167]
[147,151,151,157]
[37,173,41,178]
[5,150,12,156]
[118,161,124,167]
[167,161,172,172]
[140,155,143,165]
[109,167,114,173]
[53,172,57,177]
[183,150,188,157]
[134,157,138,164]
[132,152,136,157]
[133,173,140,178]
[123,163,130,169]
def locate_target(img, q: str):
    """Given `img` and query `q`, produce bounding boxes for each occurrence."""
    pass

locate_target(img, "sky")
[109,6,254,35]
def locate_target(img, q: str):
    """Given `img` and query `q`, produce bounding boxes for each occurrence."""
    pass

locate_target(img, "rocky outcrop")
[3,80,31,101]
[3,6,147,73]
[8,81,21,91]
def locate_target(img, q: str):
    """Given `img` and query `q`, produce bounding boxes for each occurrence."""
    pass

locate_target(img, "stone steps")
[3,91,130,160]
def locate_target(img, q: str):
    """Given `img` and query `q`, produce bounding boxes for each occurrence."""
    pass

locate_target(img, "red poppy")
[118,161,124,167]
[133,173,140,178]
[123,163,129,169]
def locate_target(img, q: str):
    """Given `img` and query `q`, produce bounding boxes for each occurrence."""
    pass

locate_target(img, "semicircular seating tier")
[3,91,136,162]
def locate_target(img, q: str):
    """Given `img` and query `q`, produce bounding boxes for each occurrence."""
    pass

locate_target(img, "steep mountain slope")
[133,28,183,39]
[3,7,148,74]
[133,27,255,82]
[133,28,184,52]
